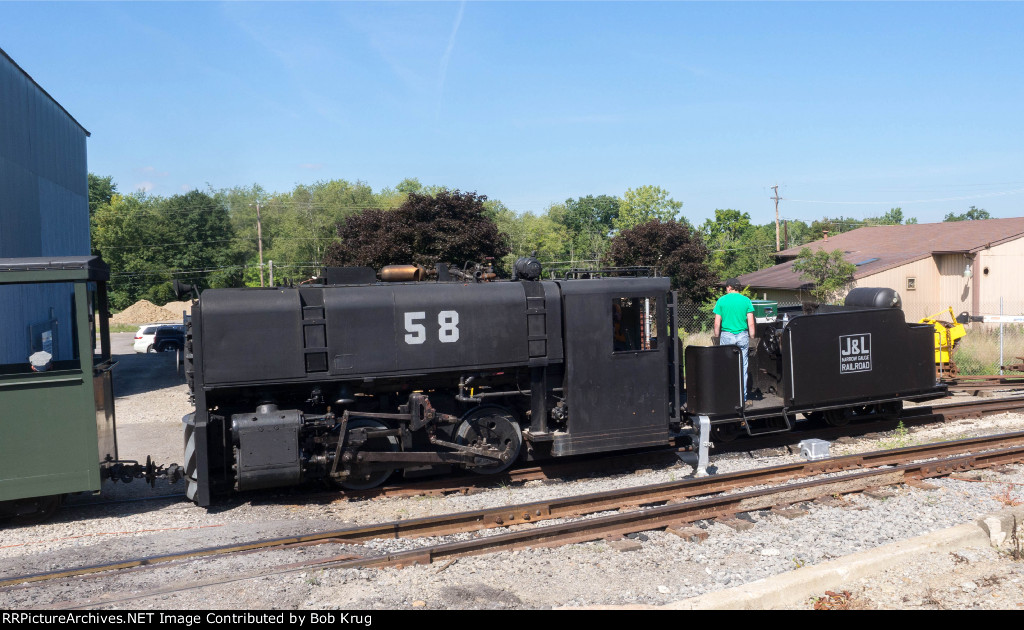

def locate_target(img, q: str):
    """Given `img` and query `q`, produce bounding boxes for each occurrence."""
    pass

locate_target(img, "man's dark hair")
[724,277,740,290]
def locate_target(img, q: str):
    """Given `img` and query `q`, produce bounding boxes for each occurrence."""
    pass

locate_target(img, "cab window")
[613,296,658,352]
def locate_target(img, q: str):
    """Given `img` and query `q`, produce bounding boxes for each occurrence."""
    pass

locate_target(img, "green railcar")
[0,256,117,520]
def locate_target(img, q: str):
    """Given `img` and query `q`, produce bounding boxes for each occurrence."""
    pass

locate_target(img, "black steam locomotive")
[181,261,947,506]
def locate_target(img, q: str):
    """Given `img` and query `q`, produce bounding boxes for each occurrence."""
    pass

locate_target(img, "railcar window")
[0,282,80,375]
[612,297,658,352]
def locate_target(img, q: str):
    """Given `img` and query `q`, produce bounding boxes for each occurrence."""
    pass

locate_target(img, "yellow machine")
[918,307,966,376]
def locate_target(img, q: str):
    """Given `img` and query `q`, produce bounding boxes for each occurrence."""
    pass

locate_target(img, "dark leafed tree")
[158,190,239,289]
[606,219,717,312]
[944,206,991,222]
[324,190,510,271]
[88,173,116,216]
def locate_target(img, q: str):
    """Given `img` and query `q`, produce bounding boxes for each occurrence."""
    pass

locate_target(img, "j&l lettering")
[841,336,868,355]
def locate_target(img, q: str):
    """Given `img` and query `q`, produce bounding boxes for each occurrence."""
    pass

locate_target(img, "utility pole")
[771,185,782,252]
[252,200,265,287]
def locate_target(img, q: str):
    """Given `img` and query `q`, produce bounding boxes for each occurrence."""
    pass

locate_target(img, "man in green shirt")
[713,278,756,404]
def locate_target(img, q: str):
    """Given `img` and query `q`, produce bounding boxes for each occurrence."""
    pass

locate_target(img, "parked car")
[133,324,185,353]
[153,326,185,353]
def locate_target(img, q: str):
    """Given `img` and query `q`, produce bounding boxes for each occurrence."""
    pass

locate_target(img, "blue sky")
[3,1,1023,226]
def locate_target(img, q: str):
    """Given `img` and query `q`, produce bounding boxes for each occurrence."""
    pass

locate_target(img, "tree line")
[86,173,990,314]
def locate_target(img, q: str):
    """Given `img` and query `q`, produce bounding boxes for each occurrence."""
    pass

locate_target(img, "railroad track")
[6,426,1024,607]
[63,393,1023,512]
[50,393,1024,516]
[283,393,1024,502]
[945,375,1024,392]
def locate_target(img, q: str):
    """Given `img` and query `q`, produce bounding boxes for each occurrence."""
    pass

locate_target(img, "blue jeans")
[721,331,750,401]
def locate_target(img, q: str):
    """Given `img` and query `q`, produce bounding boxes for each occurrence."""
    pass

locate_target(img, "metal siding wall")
[936,254,972,316]
[39,178,89,254]
[0,53,90,364]
[857,257,940,322]
[0,157,39,255]
[975,239,1024,315]
[0,54,89,258]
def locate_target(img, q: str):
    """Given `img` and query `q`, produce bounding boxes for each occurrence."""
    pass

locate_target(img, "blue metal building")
[0,47,92,366]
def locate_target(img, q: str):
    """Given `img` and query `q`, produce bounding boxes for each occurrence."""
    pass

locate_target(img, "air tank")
[844,287,902,309]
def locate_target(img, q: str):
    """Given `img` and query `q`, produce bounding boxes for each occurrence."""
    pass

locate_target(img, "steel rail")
[322,441,1024,571]
[306,395,1024,501]
[5,428,1024,590]
[35,438,1024,610]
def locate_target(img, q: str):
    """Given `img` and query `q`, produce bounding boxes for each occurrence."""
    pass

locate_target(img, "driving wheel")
[335,419,399,490]
[455,406,523,474]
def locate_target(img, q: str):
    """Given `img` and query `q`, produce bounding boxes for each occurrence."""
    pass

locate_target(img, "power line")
[110,262,326,279]
[784,187,1024,206]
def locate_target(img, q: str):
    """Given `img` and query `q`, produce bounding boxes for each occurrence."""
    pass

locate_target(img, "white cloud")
[136,166,169,177]
[436,1,466,120]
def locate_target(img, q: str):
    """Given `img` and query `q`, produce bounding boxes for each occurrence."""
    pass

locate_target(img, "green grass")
[680,330,715,347]
[109,323,140,333]
[953,328,1024,375]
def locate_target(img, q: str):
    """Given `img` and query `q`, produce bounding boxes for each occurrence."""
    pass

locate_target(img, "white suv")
[133,324,184,353]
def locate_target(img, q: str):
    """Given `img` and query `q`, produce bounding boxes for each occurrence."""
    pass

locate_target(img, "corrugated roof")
[738,217,1024,290]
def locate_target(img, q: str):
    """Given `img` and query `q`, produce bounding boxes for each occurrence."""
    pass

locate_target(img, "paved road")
[108,332,190,471]
[110,332,186,397]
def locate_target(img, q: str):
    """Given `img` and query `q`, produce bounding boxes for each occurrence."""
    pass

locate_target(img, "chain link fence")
[675,299,1024,376]
[953,300,1024,376]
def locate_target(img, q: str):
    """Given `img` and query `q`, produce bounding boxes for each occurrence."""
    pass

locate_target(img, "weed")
[792,557,805,569]
[1011,516,1023,562]
[811,590,852,610]
[922,589,946,609]
[496,480,516,500]
[995,484,1023,507]
[952,329,1024,376]
[880,421,914,449]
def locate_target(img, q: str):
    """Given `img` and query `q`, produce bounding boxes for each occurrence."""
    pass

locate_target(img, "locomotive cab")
[551,278,675,456]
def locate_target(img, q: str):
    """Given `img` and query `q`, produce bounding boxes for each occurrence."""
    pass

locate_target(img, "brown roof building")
[736,217,1024,320]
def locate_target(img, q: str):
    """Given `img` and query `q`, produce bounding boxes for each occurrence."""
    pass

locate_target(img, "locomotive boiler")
[182,264,681,505]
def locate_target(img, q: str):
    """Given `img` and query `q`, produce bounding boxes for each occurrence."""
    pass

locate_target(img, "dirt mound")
[111,300,182,325]
[160,300,193,317]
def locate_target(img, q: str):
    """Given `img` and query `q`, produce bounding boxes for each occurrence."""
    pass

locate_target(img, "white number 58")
[403,310,459,344]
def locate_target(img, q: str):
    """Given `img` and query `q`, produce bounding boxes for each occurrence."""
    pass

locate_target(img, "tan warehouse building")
[736,218,1024,321]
